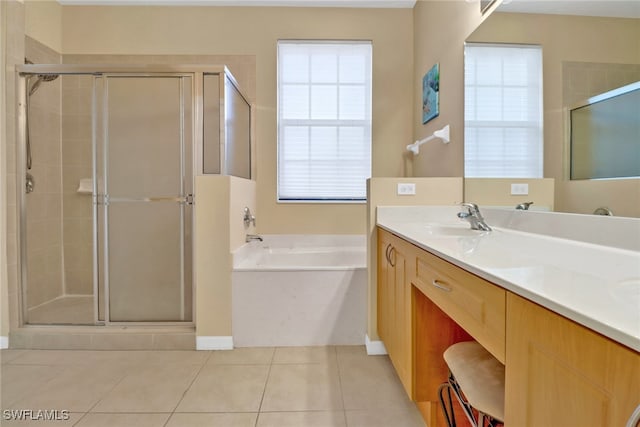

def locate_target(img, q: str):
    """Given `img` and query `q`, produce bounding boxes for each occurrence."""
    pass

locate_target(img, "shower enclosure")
[16,64,251,326]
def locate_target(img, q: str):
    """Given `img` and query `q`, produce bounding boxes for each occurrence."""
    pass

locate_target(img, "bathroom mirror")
[464,2,640,217]
[480,0,498,15]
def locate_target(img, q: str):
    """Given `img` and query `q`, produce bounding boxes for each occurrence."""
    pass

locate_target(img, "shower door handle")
[106,195,194,205]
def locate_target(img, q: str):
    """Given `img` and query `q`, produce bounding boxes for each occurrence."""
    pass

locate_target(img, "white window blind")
[277,40,372,202]
[464,44,543,178]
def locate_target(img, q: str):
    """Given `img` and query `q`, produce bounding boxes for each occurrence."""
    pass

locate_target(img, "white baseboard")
[196,336,233,350]
[365,334,387,355]
[0,336,8,349]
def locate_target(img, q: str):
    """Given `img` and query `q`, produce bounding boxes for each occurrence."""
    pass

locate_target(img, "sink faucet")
[457,202,492,232]
[246,234,263,243]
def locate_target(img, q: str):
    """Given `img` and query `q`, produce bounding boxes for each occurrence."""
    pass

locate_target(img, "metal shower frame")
[15,63,252,327]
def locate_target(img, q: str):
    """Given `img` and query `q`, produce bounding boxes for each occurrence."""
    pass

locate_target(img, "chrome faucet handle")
[460,202,480,214]
[243,207,256,228]
[458,202,492,232]
[25,172,35,194]
[460,202,485,220]
[457,211,471,219]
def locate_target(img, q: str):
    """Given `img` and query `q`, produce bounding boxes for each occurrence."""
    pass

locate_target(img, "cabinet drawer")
[414,250,506,363]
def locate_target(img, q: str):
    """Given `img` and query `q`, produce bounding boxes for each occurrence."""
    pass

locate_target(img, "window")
[277,40,372,202]
[464,43,543,178]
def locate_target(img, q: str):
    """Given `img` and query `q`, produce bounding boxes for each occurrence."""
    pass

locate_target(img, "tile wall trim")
[365,334,387,355]
[196,335,233,350]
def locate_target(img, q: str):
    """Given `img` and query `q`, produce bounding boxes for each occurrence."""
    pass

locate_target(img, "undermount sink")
[422,223,486,237]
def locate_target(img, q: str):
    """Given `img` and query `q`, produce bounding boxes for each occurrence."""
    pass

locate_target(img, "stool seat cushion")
[444,341,505,421]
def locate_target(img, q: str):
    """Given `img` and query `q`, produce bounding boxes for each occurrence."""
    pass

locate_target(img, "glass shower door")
[100,75,193,322]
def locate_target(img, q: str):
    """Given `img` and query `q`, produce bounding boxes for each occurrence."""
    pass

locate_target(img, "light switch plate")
[397,183,416,195]
[511,183,529,195]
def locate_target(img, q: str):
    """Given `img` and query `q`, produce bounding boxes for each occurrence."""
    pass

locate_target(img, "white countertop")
[377,206,640,352]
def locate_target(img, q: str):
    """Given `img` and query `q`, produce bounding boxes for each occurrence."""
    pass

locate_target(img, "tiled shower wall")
[61,74,93,296]
[563,61,640,106]
[24,36,64,308]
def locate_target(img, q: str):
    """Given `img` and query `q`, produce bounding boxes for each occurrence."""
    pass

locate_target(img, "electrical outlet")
[511,183,529,195]
[397,183,416,195]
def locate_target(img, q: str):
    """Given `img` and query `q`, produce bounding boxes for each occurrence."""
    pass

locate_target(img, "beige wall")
[25,0,62,54]
[366,177,463,340]
[2,1,499,341]
[194,176,256,338]
[464,178,555,211]
[411,0,499,178]
[61,6,415,235]
[468,13,640,217]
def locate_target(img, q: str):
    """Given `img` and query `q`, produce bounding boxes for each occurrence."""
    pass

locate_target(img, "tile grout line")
[1,362,69,409]
[71,358,136,427]
[334,347,350,427]
[254,346,277,427]
[163,350,215,427]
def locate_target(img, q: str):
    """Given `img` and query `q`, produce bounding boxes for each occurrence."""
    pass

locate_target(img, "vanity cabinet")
[377,228,413,396]
[376,226,640,427]
[505,293,640,426]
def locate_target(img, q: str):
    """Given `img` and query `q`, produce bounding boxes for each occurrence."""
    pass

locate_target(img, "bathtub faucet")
[246,234,263,243]
[516,201,534,210]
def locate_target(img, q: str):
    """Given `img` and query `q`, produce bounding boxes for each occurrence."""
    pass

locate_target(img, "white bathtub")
[232,235,367,347]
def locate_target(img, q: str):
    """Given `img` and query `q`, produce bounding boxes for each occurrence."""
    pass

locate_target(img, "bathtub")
[232,235,367,347]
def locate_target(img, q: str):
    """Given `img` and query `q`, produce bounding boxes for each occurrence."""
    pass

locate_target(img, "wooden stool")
[438,341,505,427]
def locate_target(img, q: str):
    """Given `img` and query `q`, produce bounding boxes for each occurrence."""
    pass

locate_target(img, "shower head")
[28,74,59,96]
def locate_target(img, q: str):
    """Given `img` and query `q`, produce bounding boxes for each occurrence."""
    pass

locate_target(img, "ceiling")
[57,0,640,18]
[498,0,640,19]
[56,0,415,7]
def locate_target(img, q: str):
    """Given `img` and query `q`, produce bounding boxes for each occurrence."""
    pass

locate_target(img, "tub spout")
[246,234,263,243]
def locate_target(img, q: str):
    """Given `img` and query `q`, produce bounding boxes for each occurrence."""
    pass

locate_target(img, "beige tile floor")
[0,346,425,427]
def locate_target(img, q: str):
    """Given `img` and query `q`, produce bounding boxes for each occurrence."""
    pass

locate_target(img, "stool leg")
[438,382,457,427]
[448,373,479,427]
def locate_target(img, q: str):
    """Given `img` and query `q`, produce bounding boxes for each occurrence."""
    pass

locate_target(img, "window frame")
[276,39,373,203]
[464,42,544,179]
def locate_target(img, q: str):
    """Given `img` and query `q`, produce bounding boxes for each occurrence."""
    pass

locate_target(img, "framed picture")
[422,63,440,124]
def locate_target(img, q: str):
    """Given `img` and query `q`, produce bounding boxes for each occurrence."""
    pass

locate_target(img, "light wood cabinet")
[377,228,413,397]
[376,226,640,427]
[413,249,506,363]
[505,293,640,427]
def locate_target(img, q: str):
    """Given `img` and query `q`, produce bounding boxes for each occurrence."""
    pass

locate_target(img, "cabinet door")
[377,230,393,345]
[505,293,640,426]
[390,237,411,393]
[377,228,413,397]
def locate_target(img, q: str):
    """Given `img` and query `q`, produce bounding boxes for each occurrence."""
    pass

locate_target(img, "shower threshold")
[9,324,195,351]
